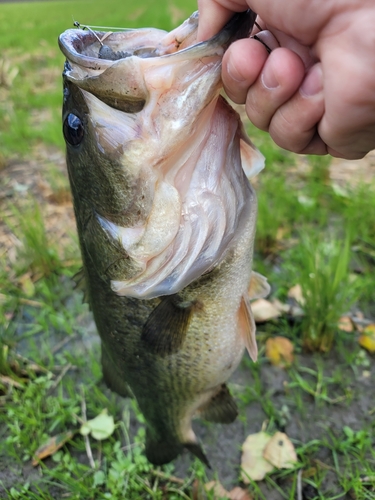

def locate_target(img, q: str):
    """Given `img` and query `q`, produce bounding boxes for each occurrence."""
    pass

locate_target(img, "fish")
[58,10,270,466]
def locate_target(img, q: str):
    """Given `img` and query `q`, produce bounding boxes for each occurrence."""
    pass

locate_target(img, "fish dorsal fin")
[198,384,238,424]
[248,271,271,300]
[141,295,200,356]
[238,295,258,362]
[239,123,265,180]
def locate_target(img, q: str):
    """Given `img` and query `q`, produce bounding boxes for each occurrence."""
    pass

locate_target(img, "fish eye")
[63,113,84,146]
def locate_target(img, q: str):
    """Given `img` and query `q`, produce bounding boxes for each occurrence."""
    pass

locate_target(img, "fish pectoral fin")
[198,384,238,424]
[184,442,211,469]
[101,346,133,398]
[248,271,271,300]
[141,295,198,356]
[238,295,258,362]
[72,267,90,305]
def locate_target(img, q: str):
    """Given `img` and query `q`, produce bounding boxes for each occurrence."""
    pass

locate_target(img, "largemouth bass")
[59,10,269,466]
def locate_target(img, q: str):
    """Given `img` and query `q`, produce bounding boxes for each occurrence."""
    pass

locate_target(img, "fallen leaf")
[251,299,281,323]
[32,431,74,465]
[338,316,354,333]
[359,324,375,353]
[271,299,290,314]
[287,284,305,306]
[265,337,294,367]
[205,481,252,500]
[80,409,115,440]
[263,432,298,469]
[241,431,274,482]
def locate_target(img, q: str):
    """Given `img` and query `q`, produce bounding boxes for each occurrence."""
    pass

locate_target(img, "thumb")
[197,0,248,41]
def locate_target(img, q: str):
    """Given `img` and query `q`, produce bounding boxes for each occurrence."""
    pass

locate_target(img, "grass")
[1,0,375,499]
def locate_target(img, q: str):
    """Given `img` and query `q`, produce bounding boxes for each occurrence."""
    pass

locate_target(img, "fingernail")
[261,59,279,89]
[226,60,246,83]
[300,63,323,97]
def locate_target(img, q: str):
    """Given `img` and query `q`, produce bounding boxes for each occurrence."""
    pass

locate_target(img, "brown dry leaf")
[205,481,252,500]
[287,284,305,306]
[32,431,74,465]
[359,324,375,353]
[241,431,274,482]
[338,316,354,333]
[251,299,281,323]
[263,432,298,469]
[265,337,294,367]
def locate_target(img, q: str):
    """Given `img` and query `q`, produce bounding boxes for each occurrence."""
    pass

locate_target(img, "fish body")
[59,11,268,465]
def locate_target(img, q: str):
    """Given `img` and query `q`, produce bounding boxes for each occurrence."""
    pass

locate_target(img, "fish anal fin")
[101,346,133,398]
[198,384,238,424]
[141,295,201,356]
[238,295,258,362]
[184,442,211,469]
[145,429,184,466]
[248,271,271,300]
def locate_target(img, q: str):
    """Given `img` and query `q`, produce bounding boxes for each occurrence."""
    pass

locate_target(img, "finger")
[267,63,326,154]
[245,47,306,130]
[197,0,248,41]
[222,38,269,104]
[252,30,280,52]
[269,27,317,69]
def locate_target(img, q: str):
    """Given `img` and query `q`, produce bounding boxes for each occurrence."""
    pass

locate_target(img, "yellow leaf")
[359,324,375,353]
[32,431,74,466]
[263,432,298,469]
[241,432,274,482]
[265,337,294,367]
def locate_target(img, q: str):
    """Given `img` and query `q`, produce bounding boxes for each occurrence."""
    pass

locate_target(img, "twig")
[151,470,185,485]
[51,334,78,355]
[48,363,72,393]
[297,469,302,500]
[313,458,336,472]
[19,298,43,307]
[80,386,95,469]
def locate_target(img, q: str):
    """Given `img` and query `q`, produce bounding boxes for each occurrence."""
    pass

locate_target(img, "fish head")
[59,11,262,295]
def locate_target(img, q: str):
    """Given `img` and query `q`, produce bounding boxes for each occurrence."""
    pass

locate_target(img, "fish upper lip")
[59,10,256,69]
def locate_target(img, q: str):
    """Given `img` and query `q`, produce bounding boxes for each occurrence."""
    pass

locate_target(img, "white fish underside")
[61,12,264,300]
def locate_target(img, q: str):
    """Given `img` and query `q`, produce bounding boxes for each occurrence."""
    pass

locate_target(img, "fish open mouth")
[59,11,256,65]
[60,11,264,299]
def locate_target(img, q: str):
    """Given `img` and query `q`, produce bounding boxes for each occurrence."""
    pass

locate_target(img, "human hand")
[197,0,375,159]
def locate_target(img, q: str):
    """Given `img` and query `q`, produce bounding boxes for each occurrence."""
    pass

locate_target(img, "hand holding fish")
[198,0,375,159]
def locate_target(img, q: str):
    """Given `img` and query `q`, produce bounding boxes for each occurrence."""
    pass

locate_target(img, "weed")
[286,231,359,351]
[6,200,61,278]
